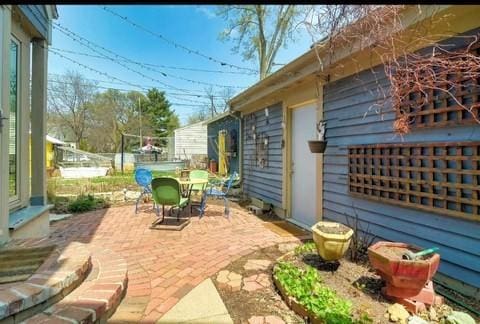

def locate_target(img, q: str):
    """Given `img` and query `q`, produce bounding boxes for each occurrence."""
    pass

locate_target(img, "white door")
[291,104,317,228]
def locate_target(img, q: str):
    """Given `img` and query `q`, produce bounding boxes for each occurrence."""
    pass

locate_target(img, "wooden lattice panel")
[348,142,480,222]
[397,43,480,129]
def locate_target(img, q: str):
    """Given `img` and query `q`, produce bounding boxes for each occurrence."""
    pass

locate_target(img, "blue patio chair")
[201,172,238,218]
[134,168,153,214]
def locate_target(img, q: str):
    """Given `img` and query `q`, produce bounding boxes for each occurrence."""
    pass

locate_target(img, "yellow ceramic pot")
[311,221,354,261]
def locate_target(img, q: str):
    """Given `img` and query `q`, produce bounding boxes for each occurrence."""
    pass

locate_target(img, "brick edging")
[22,247,128,324]
[0,243,92,323]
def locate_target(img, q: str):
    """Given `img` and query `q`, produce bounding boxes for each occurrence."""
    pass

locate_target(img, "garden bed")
[213,241,479,324]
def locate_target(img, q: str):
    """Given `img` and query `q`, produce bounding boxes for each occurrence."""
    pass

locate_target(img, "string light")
[102,6,257,74]
[51,47,256,75]
[53,22,247,90]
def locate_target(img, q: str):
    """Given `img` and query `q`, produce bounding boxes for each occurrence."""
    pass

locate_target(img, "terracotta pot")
[368,241,440,298]
[308,140,327,153]
[311,221,353,261]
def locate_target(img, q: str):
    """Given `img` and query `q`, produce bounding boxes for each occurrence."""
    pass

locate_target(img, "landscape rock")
[386,303,410,323]
[408,316,428,324]
[243,259,272,271]
[278,243,299,253]
[446,311,476,324]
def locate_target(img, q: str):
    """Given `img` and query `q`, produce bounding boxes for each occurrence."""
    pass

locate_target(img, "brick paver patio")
[18,202,306,323]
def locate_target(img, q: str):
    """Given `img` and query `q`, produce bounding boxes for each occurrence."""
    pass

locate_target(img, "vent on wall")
[348,142,480,222]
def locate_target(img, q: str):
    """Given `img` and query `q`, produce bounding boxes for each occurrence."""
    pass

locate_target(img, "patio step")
[0,243,91,323]
[20,247,128,324]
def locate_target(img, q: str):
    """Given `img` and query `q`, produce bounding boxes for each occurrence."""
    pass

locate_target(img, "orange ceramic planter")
[368,241,440,298]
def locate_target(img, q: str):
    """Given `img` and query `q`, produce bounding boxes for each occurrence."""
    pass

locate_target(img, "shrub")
[274,261,353,324]
[67,194,109,213]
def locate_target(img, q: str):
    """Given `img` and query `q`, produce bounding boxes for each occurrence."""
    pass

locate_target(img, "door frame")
[285,84,324,225]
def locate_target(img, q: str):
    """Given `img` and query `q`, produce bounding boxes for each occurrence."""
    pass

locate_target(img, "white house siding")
[174,121,208,160]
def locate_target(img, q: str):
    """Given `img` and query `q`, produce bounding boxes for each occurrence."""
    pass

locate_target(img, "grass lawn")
[48,170,177,196]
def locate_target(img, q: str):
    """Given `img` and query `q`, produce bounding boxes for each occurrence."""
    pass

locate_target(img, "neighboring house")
[205,112,241,176]
[0,5,58,243]
[174,120,208,160]
[229,5,480,297]
[28,133,65,172]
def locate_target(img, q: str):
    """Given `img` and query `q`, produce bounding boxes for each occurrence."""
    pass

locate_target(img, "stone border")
[272,251,323,324]
[23,247,128,324]
[0,243,92,322]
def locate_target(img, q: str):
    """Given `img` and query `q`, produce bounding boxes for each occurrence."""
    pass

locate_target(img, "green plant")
[274,261,353,323]
[294,241,317,255]
[67,194,109,213]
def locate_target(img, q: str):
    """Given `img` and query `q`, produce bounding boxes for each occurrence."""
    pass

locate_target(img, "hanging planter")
[308,120,327,153]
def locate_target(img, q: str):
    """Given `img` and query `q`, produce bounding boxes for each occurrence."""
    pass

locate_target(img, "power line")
[48,73,224,98]
[51,47,256,76]
[53,22,247,90]
[49,49,214,96]
[47,87,206,107]
[102,6,258,74]
[53,24,191,92]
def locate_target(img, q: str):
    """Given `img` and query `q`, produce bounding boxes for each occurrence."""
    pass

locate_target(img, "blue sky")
[49,5,313,124]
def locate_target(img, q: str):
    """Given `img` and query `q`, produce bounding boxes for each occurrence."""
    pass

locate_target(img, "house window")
[348,142,480,222]
[9,38,19,201]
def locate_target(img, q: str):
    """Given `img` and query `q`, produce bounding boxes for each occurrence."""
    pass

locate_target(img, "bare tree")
[218,5,305,80]
[204,86,235,117]
[48,71,97,147]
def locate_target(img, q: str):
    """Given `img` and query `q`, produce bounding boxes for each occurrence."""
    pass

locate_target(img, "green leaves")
[294,241,317,255]
[274,261,353,324]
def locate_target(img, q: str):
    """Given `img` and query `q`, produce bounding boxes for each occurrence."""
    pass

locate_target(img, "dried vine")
[302,5,480,135]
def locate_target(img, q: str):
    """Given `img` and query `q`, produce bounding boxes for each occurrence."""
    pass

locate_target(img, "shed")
[205,112,240,175]
[174,121,208,160]
[230,5,480,298]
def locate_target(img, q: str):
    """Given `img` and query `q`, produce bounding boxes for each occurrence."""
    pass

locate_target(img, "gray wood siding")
[18,5,50,41]
[323,62,480,289]
[242,103,283,207]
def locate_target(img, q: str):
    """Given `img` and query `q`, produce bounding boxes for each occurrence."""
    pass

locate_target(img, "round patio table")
[177,178,209,217]
[177,178,208,199]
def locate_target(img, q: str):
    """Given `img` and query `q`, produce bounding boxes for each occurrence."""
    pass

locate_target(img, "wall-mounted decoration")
[348,142,480,222]
[256,133,269,168]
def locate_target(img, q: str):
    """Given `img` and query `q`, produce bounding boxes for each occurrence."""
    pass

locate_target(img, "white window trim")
[9,19,30,211]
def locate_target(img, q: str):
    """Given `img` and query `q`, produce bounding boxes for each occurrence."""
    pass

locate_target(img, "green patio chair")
[189,170,209,213]
[189,169,209,191]
[151,177,189,225]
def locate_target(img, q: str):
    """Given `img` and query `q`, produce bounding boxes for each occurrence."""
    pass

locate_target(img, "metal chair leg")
[135,192,144,214]
[223,197,230,218]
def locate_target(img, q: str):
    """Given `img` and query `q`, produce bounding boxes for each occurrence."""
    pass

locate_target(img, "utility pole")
[139,97,143,149]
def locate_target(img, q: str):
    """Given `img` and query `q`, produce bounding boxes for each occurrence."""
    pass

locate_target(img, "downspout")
[229,111,242,184]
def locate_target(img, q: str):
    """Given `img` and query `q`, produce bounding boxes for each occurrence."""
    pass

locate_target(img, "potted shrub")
[311,221,354,261]
[368,241,440,298]
[308,120,327,153]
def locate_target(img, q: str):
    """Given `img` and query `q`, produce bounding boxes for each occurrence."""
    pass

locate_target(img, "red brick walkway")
[25,203,306,323]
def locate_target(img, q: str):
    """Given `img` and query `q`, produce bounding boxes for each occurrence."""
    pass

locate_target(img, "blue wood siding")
[323,62,480,288]
[18,5,50,41]
[207,115,240,174]
[242,103,283,207]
